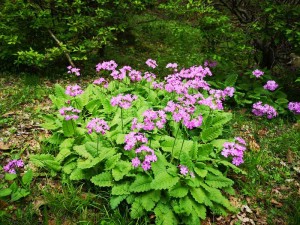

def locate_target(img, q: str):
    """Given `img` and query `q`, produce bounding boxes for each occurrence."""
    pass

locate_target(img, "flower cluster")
[93,77,109,88]
[252,69,264,78]
[166,63,178,69]
[86,118,110,134]
[164,100,203,129]
[263,80,278,91]
[252,102,278,119]
[110,94,138,109]
[59,106,81,120]
[96,60,118,72]
[178,165,195,177]
[124,132,148,150]
[143,72,156,82]
[131,145,157,171]
[146,59,158,69]
[128,70,143,82]
[288,102,300,114]
[3,159,24,174]
[132,110,167,131]
[67,66,80,76]
[65,84,84,97]
[221,137,247,166]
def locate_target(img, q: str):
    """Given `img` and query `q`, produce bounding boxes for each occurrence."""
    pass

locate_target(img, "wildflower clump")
[3,159,24,174]
[86,118,110,134]
[65,84,84,97]
[252,101,278,119]
[263,80,278,91]
[252,69,264,78]
[288,102,300,114]
[59,106,80,120]
[110,94,138,109]
[221,137,247,166]
[67,65,81,76]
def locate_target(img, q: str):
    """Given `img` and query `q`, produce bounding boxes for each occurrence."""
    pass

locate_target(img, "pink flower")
[252,69,264,78]
[146,59,158,69]
[86,118,110,135]
[110,94,138,109]
[263,80,278,91]
[67,66,81,76]
[65,84,84,97]
[59,107,81,120]
[93,77,109,88]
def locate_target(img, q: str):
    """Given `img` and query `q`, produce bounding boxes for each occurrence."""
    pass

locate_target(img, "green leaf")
[40,122,59,130]
[86,99,102,113]
[112,161,132,181]
[210,112,232,127]
[198,144,214,157]
[62,120,75,137]
[105,153,121,170]
[22,170,33,185]
[225,74,238,86]
[140,190,161,211]
[205,173,234,188]
[55,148,71,164]
[190,187,206,204]
[151,171,179,190]
[130,198,145,219]
[129,174,153,193]
[201,126,223,143]
[54,84,67,100]
[112,182,130,195]
[70,168,86,180]
[194,168,208,178]
[11,188,30,201]
[169,183,189,198]
[62,162,77,174]
[116,133,126,144]
[30,154,61,172]
[154,203,178,225]
[110,195,127,209]
[0,188,12,198]
[5,173,17,181]
[91,172,113,187]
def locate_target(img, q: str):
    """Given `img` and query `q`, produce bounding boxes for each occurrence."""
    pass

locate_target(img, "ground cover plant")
[30,60,249,224]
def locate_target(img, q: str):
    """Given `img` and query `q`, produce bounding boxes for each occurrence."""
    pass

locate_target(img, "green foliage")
[0,168,33,202]
[37,61,245,224]
[0,0,152,69]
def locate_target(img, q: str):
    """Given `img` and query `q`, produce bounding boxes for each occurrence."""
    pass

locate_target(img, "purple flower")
[166,63,178,70]
[179,165,189,176]
[252,102,278,119]
[93,77,109,88]
[96,60,118,72]
[132,145,157,171]
[221,137,247,166]
[67,66,81,76]
[131,157,141,167]
[252,69,264,78]
[124,132,148,151]
[59,106,81,120]
[110,94,137,109]
[86,118,110,135]
[146,59,158,69]
[143,72,156,82]
[128,70,142,82]
[65,84,84,97]
[263,80,278,91]
[3,159,24,174]
[288,102,300,114]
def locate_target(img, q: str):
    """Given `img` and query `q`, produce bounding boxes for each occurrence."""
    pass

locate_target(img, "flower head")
[65,84,84,97]
[221,137,247,166]
[264,80,278,91]
[146,59,158,69]
[252,69,264,78]
[3,159,24,174]
[252,102,278,119]
[93,77,109,88]
[288,102,300,114]
[86,118,110,135]
[110,94,138,109]
[67,66,81,76]
[59,106,81,120]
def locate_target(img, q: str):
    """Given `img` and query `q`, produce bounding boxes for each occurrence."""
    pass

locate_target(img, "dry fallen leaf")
[0,141,10,150]
[249,138,260,151]
[271,199,283,207]
[287,149,295,164]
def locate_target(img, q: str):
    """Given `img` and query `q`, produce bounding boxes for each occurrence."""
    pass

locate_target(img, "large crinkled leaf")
[91,172,113,187]
[201,126,223,143]
[129,174,153,193]
[151,171,179,190]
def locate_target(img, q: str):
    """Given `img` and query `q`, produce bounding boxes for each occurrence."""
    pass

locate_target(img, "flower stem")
[97,134,100,156]
[171,124,180,162]
[121,108,124,133]
[178,139,185,160]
